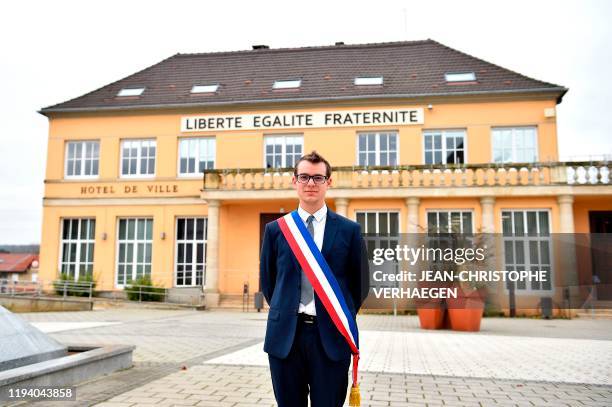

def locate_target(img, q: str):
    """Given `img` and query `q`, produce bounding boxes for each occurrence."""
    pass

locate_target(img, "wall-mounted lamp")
[544,107,556,118]
[427,104,433,110]
[280,207,285,213]
[101,232,108,241]
[160,232,166,240]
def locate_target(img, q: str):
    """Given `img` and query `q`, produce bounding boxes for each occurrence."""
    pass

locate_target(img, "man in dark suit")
[260,151,370,407]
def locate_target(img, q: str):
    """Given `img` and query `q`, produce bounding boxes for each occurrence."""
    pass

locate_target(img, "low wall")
[0,345,134,397]
[167,287,204,305]
[0,296,93,313]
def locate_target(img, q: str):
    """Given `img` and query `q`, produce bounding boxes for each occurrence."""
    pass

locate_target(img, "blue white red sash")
[277,210,361,397]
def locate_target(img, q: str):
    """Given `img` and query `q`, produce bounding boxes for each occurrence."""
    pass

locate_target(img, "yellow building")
[38,40,612,312]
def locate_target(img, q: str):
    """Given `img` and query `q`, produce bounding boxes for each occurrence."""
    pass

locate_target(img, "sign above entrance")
[181,108,424,132]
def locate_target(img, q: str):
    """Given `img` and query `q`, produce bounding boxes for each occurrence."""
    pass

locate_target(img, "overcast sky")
[1,0,611,244]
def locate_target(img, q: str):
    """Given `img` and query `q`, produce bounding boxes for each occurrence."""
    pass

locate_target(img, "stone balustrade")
[202,162,611,191]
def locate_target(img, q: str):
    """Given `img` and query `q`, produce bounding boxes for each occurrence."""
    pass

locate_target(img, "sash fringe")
[349,353,361,406]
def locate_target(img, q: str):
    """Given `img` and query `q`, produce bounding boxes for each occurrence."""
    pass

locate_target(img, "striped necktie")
[300,215,315,305]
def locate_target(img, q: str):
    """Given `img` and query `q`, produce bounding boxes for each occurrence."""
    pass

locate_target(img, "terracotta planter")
[417,300,445,329]
[446,288,485,332]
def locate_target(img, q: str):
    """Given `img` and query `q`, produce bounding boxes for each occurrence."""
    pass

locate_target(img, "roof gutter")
[39,87,568,116]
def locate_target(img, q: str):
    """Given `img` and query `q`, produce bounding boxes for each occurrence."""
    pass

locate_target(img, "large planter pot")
[446,288,485,332]
[416,299,445,329]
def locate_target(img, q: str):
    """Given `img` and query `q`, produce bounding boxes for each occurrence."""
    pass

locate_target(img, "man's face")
[292,161,331,206]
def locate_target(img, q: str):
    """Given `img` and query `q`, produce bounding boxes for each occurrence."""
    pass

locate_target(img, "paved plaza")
[8,309,612,406]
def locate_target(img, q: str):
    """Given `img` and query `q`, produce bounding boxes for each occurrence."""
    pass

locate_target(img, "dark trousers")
[268,317,351,407]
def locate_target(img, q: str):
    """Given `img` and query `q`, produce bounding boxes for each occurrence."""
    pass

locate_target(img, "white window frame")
[117,87,145,97]
[355,210,401,289]
[64,140,100,179]
[58,218,96,281]
[191,84,219,93]
[272,79,301,89]
[120,139,156,179]
[177,137,216,177]
[492,126,538,164]
[426,210,474,234]
[174,217,207,287]
[445,72,476,82]
[263,134,303,169]
[354,210,401,234]
[356,132,399,166]
[501,209,553,295]
[354,76,383,86]
[423,129,467,165]
[115,218,153,288]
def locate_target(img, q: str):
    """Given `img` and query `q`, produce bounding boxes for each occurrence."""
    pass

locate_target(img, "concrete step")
[219,294,249,304]
[92,297,203,311]
[576,310,612,319]
[217,294,267,311]
[591,300,612,309]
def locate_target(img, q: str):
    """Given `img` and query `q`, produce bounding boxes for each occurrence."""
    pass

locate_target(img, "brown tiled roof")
[0,254,38,273]
[40,39,566,114]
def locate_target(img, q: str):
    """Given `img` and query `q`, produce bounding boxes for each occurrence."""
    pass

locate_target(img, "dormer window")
[117,87,145,97]
[191,84,219,94]
[445,72,476,82]
[273,79,301,89]
[354,76,383,86]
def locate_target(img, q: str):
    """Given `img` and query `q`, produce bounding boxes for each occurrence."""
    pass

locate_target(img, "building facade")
[0,254,39,284]
[38,40,612,312]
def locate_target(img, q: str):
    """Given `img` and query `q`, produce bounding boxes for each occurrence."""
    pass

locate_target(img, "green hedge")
[124,275,165,302]
[53,273,95,297]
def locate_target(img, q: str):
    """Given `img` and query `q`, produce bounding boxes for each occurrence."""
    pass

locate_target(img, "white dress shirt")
[297,204,327,316]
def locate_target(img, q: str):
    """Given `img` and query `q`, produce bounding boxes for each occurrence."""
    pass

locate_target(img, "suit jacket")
[260,209,370,361]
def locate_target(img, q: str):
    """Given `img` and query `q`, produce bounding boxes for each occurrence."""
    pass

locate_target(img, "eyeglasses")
[295,174,329,184]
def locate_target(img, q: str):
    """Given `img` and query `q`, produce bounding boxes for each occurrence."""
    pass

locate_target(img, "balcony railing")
[202,161,611,191]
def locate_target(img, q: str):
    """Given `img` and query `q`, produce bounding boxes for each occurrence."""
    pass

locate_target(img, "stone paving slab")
[8,339,263,407]
[19,310,612,341]
[32,321,121,333]
[28,311,266,363]
[205,330,612,385]
[99,363,612,407]
[19,309,195,323]
[355,314,612,341]
[9,309,612,406]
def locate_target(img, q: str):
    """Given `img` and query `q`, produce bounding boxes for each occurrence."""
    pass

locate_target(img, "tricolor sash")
[277,211,361,406]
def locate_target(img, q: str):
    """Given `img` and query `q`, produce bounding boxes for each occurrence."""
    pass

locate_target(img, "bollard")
[254,292,264,312]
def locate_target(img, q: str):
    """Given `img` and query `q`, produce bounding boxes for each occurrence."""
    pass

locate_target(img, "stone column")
[558,195,575,233]
[480,196,496,233]
[558,195,579,309]
[204,199,220,307]
[405,197,420,233]
[335,198,349,218]
[479,196,498,311]
[404,197,421,296]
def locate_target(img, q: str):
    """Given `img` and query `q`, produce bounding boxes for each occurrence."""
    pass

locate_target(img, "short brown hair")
[294,151,332,177]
